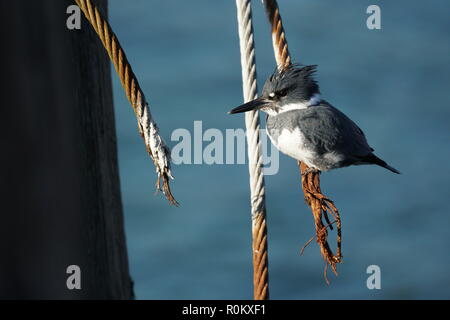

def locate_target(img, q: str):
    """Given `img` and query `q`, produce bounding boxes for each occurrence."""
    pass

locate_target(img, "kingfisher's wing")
[296,102,373,157]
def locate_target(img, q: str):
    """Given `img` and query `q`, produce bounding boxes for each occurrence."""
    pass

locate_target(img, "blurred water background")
[108,0,450,299]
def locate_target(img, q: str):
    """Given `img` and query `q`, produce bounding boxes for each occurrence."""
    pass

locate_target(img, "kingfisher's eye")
[268,92,275,99]
[277,89,287,97]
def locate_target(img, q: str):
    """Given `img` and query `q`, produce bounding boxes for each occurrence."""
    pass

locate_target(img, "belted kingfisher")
[229,64,400,174]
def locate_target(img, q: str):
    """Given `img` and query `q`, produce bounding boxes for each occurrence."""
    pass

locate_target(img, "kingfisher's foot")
[301,167,321,176]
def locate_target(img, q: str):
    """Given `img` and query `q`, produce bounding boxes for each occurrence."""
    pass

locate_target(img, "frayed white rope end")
[137,99,177,205]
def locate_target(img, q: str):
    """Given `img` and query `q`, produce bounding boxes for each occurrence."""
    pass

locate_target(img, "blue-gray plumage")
[230,64,400,174]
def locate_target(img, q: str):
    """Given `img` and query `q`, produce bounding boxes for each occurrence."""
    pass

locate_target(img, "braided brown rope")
[252,213,269,298]
[235,0,269,299]
[75,0,177,205]
[263,0,342,279]
[264,0,291,68]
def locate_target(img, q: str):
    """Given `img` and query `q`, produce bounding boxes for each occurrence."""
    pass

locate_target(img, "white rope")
[236,0,266,222]
[235,0,269,300]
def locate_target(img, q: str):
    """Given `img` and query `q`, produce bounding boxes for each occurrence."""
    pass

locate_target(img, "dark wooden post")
[0,0,133,299]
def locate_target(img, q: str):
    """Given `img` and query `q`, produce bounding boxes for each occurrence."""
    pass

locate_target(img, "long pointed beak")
[228,97,269,114]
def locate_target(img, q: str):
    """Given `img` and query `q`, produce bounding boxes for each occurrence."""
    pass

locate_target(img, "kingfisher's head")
[229,64,321,116]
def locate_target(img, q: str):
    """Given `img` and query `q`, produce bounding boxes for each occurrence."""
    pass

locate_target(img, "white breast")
[267,127,317,168]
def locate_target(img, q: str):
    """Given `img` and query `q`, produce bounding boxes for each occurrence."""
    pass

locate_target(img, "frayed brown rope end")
[158,172,179,207]
[146,144,178,207]
[300,162,342,282]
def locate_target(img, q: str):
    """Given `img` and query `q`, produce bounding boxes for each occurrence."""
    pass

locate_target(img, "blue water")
[109,0,450,299]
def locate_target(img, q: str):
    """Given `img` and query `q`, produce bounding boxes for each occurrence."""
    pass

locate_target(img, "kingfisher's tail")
[359,153,401,174]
